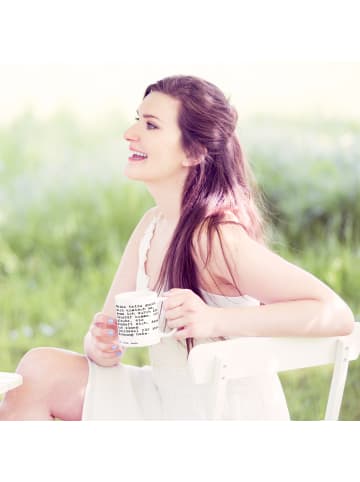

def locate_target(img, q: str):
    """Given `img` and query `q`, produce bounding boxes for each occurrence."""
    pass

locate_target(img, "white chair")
[0,372,23,396]
[188,323,360,420]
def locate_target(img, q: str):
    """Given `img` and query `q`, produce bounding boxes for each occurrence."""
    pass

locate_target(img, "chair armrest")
[188,323,360,384]
[0,372,23,395]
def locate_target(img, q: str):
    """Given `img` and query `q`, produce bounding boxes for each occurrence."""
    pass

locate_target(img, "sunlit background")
[1,63,359,123]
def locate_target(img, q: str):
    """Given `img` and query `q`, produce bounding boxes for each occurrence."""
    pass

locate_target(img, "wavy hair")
[144,75,266,353]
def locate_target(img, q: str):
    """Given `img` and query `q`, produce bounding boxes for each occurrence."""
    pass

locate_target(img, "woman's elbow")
[324,297,356,336]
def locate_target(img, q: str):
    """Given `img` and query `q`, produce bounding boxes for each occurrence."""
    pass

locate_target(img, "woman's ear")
[182,156,202,167]
[182,148,207,167]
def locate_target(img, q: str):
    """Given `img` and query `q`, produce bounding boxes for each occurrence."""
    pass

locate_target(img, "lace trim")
[137,213,161,290]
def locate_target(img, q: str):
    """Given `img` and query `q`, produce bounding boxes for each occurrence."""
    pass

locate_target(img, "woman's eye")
[146,122,157,130]
[134,116,157,130]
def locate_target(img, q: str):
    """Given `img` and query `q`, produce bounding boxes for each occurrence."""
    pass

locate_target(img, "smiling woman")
[0,74,355,421]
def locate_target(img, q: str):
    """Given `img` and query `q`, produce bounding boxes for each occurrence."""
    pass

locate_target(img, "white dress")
[82,215,290,420]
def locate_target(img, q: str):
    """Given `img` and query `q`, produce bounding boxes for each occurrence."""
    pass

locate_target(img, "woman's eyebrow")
[136,109,162,121]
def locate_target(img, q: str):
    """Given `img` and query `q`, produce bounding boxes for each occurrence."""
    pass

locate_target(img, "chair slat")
[188,324,360,385]
[0,372,23,395]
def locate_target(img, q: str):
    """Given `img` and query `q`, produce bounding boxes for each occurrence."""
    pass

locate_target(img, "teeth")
[132,151,147,157]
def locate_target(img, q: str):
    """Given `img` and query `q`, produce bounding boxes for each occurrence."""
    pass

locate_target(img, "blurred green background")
[1,66,359,420]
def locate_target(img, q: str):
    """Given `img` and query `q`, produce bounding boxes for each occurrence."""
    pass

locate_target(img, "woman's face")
[123,91,191,184]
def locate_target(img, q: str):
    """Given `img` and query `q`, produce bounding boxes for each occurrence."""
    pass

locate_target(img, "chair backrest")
[187,323,360,420]
[0,372,23,395]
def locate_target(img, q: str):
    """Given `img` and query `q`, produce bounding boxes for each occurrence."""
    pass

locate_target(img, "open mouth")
[129,150,148,161]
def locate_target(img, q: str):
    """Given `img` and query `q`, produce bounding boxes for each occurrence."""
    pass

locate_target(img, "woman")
[0,75,354,420]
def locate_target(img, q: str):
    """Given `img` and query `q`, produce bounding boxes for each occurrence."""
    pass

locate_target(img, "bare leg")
[0,347,89,421]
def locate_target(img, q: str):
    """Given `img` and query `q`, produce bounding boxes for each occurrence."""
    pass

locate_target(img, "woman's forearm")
[212,298,355,338]
[83,330,95,360]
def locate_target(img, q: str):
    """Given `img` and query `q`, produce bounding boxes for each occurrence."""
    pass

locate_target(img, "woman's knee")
[17,347,89,420]
[18,346,51,373]
[17,347,71,381]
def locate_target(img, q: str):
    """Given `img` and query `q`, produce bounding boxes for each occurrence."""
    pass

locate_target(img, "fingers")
[96,339,121,354]
[91,323,117,343]
[91,314,117,340]
[163,288,199,311]
[97,349,123,360]
[92,331,123,357]
[174,326,191,340]
[164,305,184,321]
[93,338,123,360]
[93,312,117,329]
[163,289,210,340]
[164,290,193,332]
[164,290,195,322]
[90,312,123,359]
[163,289,191,307]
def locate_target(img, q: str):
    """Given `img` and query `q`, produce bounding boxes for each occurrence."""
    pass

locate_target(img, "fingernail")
[107,319,115,325]
[111,345,118,350]
[116,351,123,356]
[107,329,115,336]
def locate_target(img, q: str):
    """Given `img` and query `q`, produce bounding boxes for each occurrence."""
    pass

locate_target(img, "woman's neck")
[146,180,182,224]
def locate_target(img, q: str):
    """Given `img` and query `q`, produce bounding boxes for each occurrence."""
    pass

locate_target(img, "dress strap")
[136,212,162,291]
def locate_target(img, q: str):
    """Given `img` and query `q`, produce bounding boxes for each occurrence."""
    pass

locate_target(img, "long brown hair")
[145,75,266,353]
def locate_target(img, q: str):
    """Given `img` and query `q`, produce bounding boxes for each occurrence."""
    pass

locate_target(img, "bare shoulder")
[192,211,253,265]
[192,211,255,291]
[137,205,160,227]
[127,206,160,243]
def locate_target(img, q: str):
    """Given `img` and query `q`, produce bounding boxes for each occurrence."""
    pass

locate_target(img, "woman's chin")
[123,166,155,183]
[124,163,144,179]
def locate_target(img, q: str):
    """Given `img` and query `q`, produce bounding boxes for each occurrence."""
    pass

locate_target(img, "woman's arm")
[101,206,158,319]
[211,298,354,338]
[83,206,158,365]
[187,222,355,338]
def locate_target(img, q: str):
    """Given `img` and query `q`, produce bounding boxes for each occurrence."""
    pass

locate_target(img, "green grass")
[275,241,360,421]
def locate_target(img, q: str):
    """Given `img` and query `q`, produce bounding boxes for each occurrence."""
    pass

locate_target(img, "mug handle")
[157,296,177,338]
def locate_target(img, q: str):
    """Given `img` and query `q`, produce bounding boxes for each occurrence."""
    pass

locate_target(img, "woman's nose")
[123,123,139,141]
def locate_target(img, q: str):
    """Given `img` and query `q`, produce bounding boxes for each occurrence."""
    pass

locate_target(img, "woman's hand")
[163,288,220,340]
[84,312,124,367]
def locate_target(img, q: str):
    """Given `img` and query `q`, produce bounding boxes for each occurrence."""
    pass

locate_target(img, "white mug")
[115,290,176,347]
